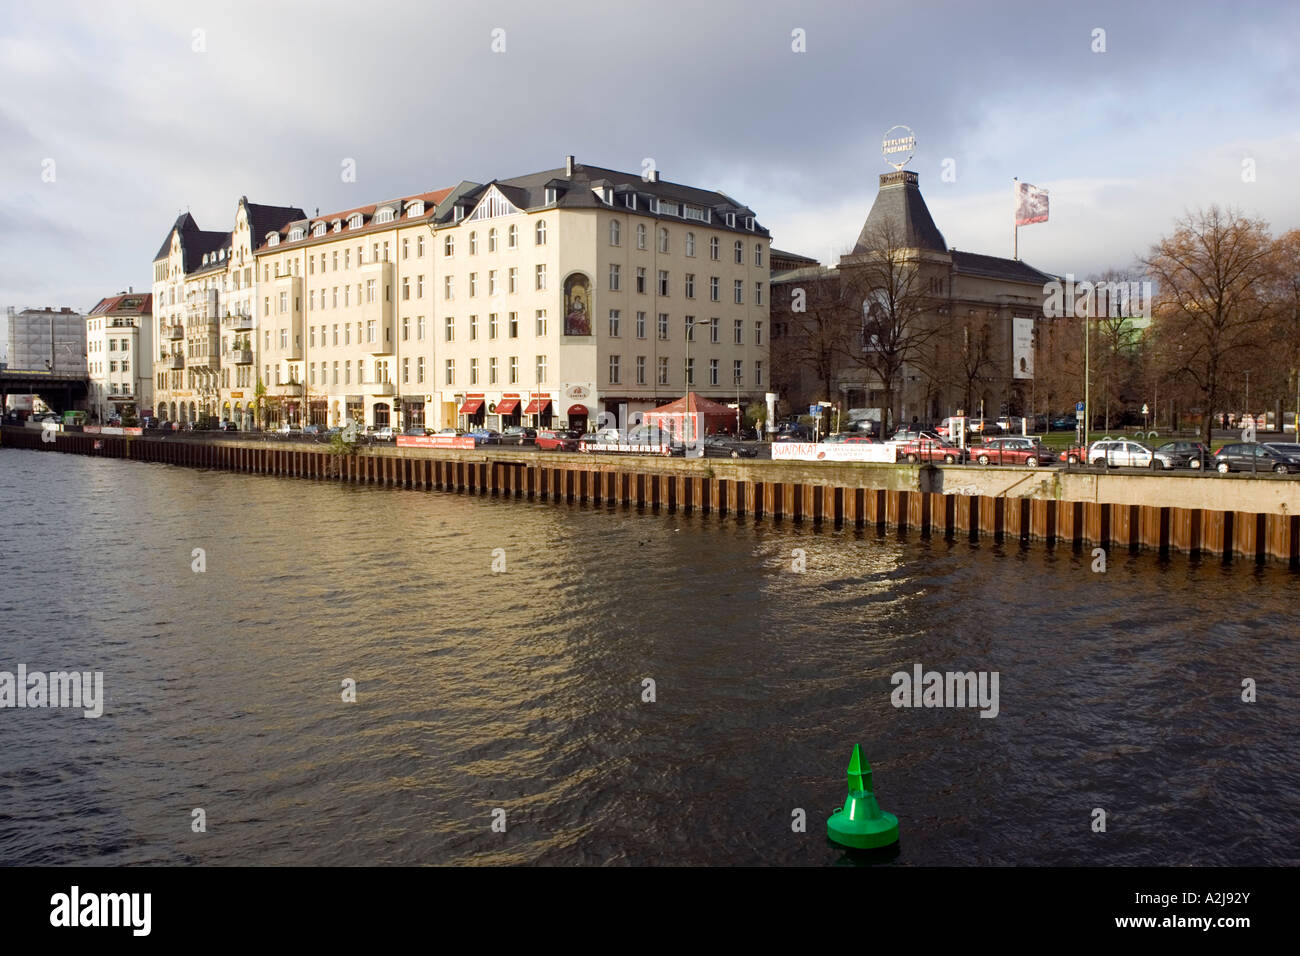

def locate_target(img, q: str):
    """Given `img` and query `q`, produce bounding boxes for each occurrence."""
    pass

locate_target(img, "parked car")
[1087,439,1154,468]
[301,424,323,437]
[702,434,757,458]
[935,417,969,439]
[842,418,877,437]
[995,416,1025,434]
[775,422,814,441]
[823,433,875,444]
[500,426,537,445]
[366,426,396,442]
[896,436,966,464]
[974,437,1053,467]
[1050,416,1078,431]
[401,426,429,436]
[467,427,501,446]
[436,427,464,436]
[891,428,943,444]
[1213,442,1300,474]
[535,429,580,451]
[1151,440,1210,470]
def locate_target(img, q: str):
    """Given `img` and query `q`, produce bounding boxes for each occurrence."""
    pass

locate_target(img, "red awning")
[495,398,520,415]
[523,398,552,414]
[567,404,589,417]
[459,398,483,414]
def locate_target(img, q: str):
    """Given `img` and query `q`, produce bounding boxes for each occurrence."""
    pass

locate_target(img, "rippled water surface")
[0,447,1296,866]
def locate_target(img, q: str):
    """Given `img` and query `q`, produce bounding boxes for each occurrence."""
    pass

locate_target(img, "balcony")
[230,349,253,365]
[270,381,303,397]
[368,381,394,396]
[169,354,184,370]
[227,315,254,332]
[165,326,184,340]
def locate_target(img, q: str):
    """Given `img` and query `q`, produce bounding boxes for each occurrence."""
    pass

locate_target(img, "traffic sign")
[1075,401,1085,413]
[809,405,819,417]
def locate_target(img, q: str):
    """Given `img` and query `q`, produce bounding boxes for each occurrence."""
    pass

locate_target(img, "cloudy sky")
[2,0,1298,351]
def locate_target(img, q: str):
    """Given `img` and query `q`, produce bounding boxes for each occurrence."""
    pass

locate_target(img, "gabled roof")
[853,171,947,254]
[152,212,229,271]
[88,293,153,316]
[951,251,1055,285]
[241,199,308,246]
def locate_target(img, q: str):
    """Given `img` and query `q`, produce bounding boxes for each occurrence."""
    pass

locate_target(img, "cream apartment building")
[86,292,153,423]
[428,157,771,433]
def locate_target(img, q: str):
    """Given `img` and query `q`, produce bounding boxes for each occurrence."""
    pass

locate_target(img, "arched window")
[709,236,719,260]
[609,220,621,246]
[508,224,518,248]
[444,235,454,256]
[734,240,743,263]
[659,228,669,253]
[469,231,478,255]
[349,213,363,229]
[535,220,547,245]
[488,228,497,252]
[685,232,695,257]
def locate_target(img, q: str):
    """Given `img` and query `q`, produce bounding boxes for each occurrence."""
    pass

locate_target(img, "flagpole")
[1012,178,1019,260]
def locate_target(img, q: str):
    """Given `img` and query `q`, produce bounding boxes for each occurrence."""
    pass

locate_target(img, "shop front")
[458,396,485,429]
[524,396,554,429]
[494,397,521,429]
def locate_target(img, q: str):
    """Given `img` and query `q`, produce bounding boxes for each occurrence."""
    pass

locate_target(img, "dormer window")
[348,213,364,229]
[625,193,637,210]
[407,200,425,217]
[313,222,327,237]
[745,216,755,231]
[454,205,465,222]
[331,220,342,233]
[544,187,557,204]
[288,227,305,242]
[725,212,736,228]
[266,234,280,247]
[375,207,395,224]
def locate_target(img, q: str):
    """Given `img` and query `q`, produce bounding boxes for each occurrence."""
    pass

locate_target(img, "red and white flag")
[1014,181,1049,226]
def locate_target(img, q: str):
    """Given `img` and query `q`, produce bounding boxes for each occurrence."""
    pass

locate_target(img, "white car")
[1088,439,1153,468]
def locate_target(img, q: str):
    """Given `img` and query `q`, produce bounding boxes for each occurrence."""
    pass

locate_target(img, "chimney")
[649,170,660,183]
[128,286,133,294]
[565,155,575,177]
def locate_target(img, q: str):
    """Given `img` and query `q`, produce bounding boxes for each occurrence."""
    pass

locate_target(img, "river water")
[0,446,1296,866]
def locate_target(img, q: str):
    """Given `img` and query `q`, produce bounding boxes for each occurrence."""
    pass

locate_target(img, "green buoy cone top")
[827,744,899,849]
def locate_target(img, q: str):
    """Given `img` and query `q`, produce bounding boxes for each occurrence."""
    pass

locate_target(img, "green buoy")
[827,744,899,849]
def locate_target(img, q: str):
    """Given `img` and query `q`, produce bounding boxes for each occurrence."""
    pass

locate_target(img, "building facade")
[7,306,87,373]
[86,292,153,422]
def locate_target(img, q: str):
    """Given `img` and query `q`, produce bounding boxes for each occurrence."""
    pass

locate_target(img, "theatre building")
[770,170,1057,428]
[428,156,771,433]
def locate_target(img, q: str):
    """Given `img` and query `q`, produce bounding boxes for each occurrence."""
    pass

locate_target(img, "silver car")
[1088,439,1153,468]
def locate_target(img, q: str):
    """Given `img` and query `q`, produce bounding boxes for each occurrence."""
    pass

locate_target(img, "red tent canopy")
[643,392,737,439]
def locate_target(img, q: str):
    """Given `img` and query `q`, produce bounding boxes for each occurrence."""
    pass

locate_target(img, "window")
[469,231,478,255]
[279,291,288,312]
[535,310,547,336]
[488,228,497,252]
[709,317,719,343]
[608,355,621,384]
[709,236,719,260]
[417,357,425,382]
[444,235,454,256]
[684,357,695,386]
[508,312,518,338]
[508,224,518,249]
[535,264,547,290]
[402,278,410,301]
[333,324,339,345]
[755,360,763,385]
[445,359,455,385]
[658,270,669,296]
[417,275,424,298]
[710,277,719,302]
[609,264,621,291]
[685,274,695,298]
[366,279,376,303]
[755,321,763,346]
[755,282,763,306]
[735,319,745,344]
[685,316,697,342]
[488,270,497,295]
[659,228,669,253]
[657,313,669,340]
[536,354,547,383]
[755,243,763,267]
[535,220,547,245]
[685,232,696,257]
[401,238,409,260]
[608,310,621,337]
[733,359,743,384]
[470,358,479,385]
[444,276,454,299]
[489,357,498,384]
[333,251,339,271]
[657,356,669,385]
[636,311,646,339]
[734,240,744,264]
[489,313,498,339]
[509,356,518,384]
[609,220,621,246]
[469,272,477,297]
[333,361,339,384]
[636,267,646,294]
[345,360,351,384]
[417,235,425,257]
[417,316,425,339]
[445,316,454,342]
[309,290,316,311]
[508,267,517,294]
[709,358,719,386]
[309,326,317,347]
[734,280,744,304]
[366,320,376,344]
[470,314,479,340]
[545,186,557,204]
[636,223,647,249]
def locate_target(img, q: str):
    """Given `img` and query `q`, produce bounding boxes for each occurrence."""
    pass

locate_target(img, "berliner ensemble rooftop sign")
[882,125,916,170]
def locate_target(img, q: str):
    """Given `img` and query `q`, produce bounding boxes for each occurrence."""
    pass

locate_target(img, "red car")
[535,428,580,451]
[974,437,1054,467]
[895,436,967,463]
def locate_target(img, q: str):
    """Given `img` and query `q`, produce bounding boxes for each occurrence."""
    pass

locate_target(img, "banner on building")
[1014,182,1049,226]
[771,442,897,463]
[1012,317,1035,379]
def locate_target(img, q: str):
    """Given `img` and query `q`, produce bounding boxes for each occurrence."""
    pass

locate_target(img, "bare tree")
[771,269,855,407]
[1142,206,1277,444]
